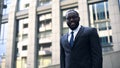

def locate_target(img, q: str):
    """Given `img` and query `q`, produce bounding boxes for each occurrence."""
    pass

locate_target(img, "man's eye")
[66,17,77,20]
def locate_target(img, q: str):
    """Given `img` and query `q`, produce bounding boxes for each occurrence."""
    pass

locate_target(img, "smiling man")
[60,9,103,68]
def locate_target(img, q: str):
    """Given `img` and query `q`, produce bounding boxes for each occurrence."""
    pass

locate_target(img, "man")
[60,9,103,68]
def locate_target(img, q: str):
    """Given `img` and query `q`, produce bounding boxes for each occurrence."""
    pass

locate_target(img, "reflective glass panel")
[96,2,105,20]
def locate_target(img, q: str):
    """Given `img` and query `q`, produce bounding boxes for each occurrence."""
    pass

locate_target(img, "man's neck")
[69,24,81,33]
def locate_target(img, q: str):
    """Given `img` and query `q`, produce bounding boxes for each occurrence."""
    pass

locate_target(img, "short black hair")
[66,9,79,17]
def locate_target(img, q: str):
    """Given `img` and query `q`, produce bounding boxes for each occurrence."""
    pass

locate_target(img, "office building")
[0,0,120,68]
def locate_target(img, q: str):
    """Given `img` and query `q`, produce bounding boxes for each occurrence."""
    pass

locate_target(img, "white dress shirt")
[68,24,81,42]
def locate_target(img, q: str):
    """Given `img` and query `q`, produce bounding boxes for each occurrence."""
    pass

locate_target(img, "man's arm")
[60,38,65,68]
[90,28,103,68]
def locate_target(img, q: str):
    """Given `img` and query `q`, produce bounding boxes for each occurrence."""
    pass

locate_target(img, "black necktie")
[70,31,74,47]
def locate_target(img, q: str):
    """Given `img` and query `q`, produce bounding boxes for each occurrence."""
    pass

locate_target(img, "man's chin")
[70,27,77,30]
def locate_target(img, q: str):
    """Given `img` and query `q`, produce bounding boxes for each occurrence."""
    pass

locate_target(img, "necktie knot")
[71,31,74,34]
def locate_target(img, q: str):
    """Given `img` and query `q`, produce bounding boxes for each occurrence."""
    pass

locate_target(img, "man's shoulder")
[60,33,68,39]
[82,25,96,29]
[82,26,97,33]
[60,33,68,43]
[82,26,95,29]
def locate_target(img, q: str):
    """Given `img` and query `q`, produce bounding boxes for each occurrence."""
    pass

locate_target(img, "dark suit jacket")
[60,26,103,68]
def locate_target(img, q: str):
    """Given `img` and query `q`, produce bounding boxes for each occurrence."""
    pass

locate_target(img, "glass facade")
[2,0,11,15]
[89,1,112,46]
[96,2,105,20]
[90,2,109,21]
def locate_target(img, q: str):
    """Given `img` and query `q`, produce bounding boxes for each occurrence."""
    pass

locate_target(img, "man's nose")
[70,18,74,21]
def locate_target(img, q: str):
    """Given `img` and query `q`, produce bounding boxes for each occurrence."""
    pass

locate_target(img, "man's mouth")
[71,22,75,26]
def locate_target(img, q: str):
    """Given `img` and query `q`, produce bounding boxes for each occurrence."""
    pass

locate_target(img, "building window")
[89,1,112,46]
[90,1,109,21]
[25,3,29,8]
[23,23,28,28]
[38,0,51,6]
[100,36,108,45]
[100,36,113,46]
[109,36,113,43]
[38,43,52,67]
[22,34,28,40]
[16,18,29,39]
[38,13,52,38]
[108,22,111,29]
[106,2,109,19]
[18,0,30,10]
[39,43,51,51]
[98,22,107,31]
[0,23,8,59]
[22,46,27,50]
[2,0,11,15]
[39,19,52,31]
[96,2,105,20]
[92,5,96,20]
[38,55,51,68]
[21,57,27,68]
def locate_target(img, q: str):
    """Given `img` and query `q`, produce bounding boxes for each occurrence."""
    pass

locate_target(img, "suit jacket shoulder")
[81,26,97,35]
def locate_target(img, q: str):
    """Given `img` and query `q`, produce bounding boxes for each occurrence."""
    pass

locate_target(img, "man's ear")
[78,17,80,21]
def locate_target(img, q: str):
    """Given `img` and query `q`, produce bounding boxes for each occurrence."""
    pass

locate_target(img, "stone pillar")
[27,0,38,68]
[108,0,120,50]
[78,0,89,27]
[6,0,17,68]
[51,0,61,65]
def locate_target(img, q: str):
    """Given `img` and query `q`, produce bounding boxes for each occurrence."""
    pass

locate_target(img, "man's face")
[66,11,80,30]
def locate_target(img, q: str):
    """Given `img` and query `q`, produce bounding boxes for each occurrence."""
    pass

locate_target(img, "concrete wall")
[103,51,120,68]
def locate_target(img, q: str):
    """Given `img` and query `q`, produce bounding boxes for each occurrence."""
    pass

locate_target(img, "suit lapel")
[63,26,84,49]
[64,33,71,49]
[72,26,84,48]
